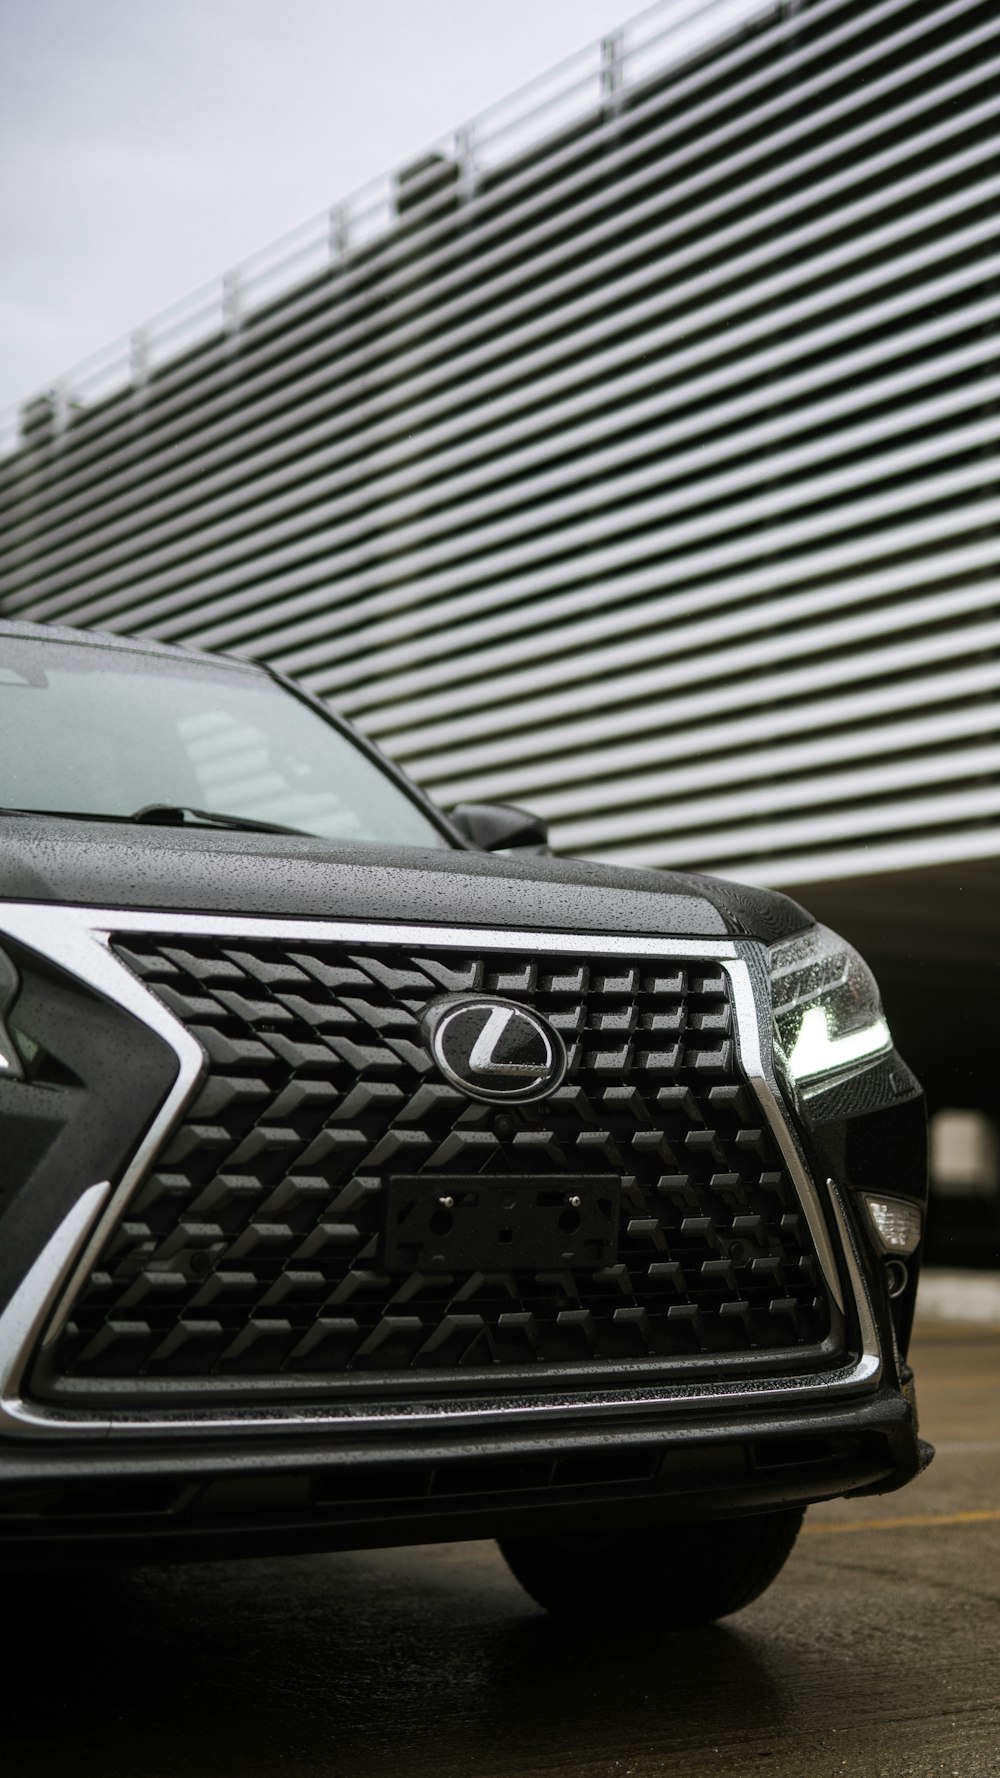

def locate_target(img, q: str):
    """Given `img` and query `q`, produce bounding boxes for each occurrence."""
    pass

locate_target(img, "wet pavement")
[9,1324,1000,1778]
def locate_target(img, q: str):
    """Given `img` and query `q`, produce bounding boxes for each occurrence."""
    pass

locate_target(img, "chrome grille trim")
[0,904,878,1438]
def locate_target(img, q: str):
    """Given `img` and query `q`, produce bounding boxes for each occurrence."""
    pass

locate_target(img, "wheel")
[497,1508,804,1627]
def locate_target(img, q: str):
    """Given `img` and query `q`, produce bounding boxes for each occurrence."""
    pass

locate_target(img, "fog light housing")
[884,1258,910,1299]
[862,1193,923,1256]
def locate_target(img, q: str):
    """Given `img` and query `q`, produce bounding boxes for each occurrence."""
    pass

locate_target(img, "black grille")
[39,932,834,1399]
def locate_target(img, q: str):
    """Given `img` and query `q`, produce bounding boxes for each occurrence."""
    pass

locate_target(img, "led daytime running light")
[786,1007,892,1082]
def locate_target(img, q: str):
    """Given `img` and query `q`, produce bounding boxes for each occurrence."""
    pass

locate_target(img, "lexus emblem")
[423,995,568,1104]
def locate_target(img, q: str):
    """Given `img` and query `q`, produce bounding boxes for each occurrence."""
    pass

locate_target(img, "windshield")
[0,635,447,849]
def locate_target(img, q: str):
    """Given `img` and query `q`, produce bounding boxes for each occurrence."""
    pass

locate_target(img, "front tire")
[497,1508,804,1627]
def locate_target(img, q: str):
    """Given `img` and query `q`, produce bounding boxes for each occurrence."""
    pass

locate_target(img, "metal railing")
[0,0,769,459]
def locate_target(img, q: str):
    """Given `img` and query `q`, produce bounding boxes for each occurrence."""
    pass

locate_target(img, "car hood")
[0,815,811,944]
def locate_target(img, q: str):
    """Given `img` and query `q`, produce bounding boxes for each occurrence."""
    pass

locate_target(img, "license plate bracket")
[381,1175,620,1273]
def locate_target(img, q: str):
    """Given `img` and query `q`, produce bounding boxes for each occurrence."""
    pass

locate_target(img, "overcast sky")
[0,0,658,414]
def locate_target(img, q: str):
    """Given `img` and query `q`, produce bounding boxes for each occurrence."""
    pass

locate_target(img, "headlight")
[769,923,892,1085]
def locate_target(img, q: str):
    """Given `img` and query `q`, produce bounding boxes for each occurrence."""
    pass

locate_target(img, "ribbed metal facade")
[1,0,998,890]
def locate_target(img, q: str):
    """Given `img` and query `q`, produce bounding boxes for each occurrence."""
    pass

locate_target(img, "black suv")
[0,619,929,1624]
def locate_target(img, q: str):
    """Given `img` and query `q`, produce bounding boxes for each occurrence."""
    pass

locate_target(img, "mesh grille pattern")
[44,933,832,1395]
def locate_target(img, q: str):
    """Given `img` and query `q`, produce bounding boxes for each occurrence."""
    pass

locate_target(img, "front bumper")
[0,1384,928,1568]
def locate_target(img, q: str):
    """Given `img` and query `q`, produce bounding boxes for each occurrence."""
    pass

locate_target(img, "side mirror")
[448,801,550,853]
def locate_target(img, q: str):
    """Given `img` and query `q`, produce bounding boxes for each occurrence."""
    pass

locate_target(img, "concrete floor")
[8,1325,1000,1778]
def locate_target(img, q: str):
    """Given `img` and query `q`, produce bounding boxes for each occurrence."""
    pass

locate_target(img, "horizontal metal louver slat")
[4,21,996,590]
[591,784,1000,872]
[1,0,998,888]
[382,552,1000,757]
[14,136,998,645]
[559,741,1000,850]
[333,524,1000,721]
[542,693,1000,829]
[1,0,977,529]
[429,628,1000,808]
[10,239,998,617]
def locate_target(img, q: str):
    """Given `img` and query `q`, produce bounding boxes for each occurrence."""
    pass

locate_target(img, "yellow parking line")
[804,1508,1000,1535]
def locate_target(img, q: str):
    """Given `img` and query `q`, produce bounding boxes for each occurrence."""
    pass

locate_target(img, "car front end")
[0,620,930,1590]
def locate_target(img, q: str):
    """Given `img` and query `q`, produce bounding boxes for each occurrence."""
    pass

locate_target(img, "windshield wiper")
[0,804,313,837]
[0,806,137,823]
[130,803,312,837]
